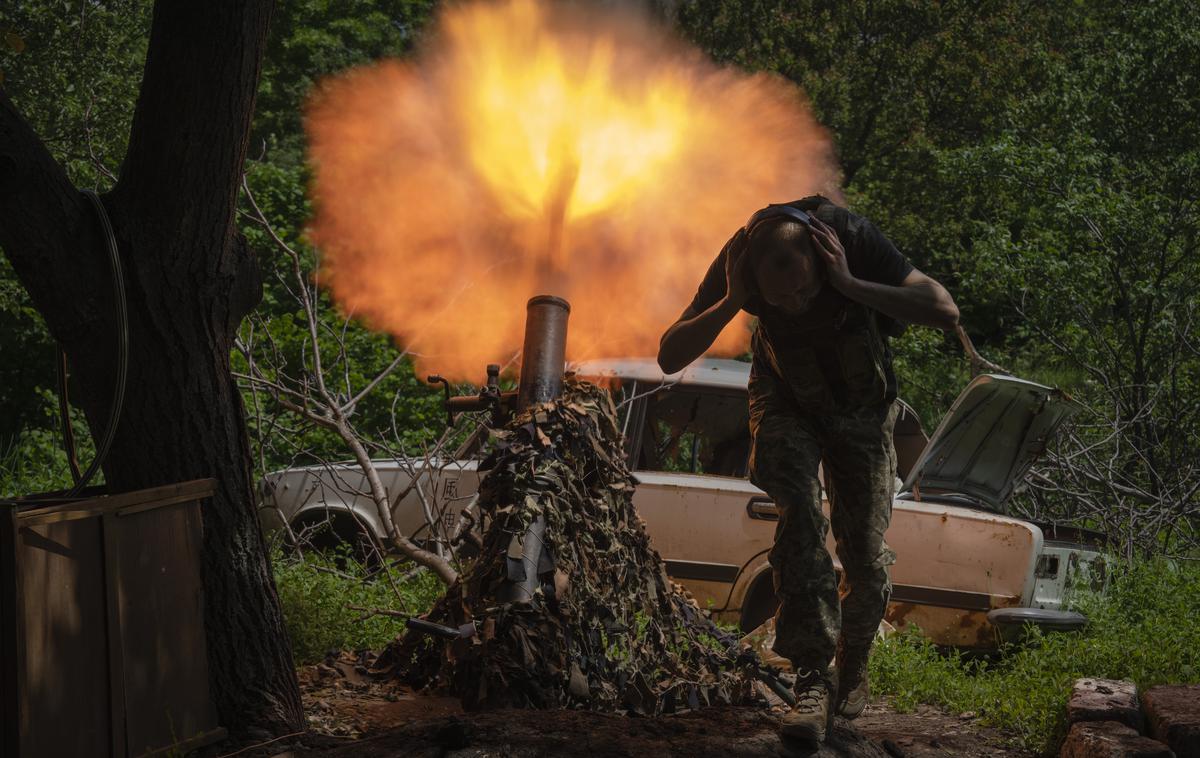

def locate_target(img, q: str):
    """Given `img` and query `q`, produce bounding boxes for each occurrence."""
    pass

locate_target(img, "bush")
[0,390,96,499]
[272,545,444,665]
[870,558,1200,754]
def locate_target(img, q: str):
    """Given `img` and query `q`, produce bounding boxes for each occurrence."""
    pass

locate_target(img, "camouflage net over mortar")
[379,378,759,713]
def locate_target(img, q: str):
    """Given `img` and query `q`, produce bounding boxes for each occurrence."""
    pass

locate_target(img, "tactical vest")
[750,291,895,413]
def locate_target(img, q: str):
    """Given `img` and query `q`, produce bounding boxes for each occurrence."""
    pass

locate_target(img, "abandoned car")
[258,358,1105,650]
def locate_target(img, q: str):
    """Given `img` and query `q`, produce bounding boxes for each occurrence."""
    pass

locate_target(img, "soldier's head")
[749,219,823,313]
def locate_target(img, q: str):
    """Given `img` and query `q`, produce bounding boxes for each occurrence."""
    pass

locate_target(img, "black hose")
[705,546,770,615]
[55,349,82,483]
[59,189,128,497]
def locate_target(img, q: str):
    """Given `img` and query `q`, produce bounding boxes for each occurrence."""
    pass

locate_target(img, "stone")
[1059,721,1173,758]
[1144,684,1200,758]
[1068,678,1144,732]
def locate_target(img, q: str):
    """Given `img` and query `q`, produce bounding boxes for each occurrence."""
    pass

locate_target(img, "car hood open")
[901,374,1079,513]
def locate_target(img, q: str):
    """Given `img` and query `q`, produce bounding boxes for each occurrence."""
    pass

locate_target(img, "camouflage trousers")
[748,371,898,674]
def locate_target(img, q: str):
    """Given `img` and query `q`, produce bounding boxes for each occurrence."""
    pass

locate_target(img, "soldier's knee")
[750,471,821,517]
[749,421,820,496]
[771,539,833,573]
[748,449,809,494]
[772,550,838,597]
[841,551,893,589]
[839,540,894,575]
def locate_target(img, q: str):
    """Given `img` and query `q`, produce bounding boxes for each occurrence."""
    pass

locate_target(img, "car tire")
[290,512,381,569]
[740,575,780,634]
[740,568,849,635]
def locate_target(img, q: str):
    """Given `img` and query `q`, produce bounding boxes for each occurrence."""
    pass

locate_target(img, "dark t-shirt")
[682,197,914,410]
[683,198,913,321]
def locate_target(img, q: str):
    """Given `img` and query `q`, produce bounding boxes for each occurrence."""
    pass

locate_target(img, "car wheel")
[740,575,779,634]
[290,512,381,569]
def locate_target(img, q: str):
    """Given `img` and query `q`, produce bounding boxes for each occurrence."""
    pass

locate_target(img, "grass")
[869,557,1200,754]
[269,547,1200,754]
[271,545,444,665]
[0,394,95,499]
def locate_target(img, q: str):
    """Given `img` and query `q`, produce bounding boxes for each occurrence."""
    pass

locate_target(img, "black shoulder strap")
[787,195,828,212]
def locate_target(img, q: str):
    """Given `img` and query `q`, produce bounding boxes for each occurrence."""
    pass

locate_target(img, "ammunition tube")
[516,295,571,410]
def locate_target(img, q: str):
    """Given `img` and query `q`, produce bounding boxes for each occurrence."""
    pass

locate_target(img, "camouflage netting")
[378,378,759,713]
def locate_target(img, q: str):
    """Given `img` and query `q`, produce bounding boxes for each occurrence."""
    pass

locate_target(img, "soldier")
[657,197,959,744]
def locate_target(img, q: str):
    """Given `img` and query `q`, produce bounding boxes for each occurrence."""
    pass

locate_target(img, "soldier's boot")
[780,669,833,743]
[835,640,871,719]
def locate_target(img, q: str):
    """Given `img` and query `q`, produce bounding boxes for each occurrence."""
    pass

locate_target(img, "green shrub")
[272,545,444,665]
[870,558,1200,754]
[0,390,96,499]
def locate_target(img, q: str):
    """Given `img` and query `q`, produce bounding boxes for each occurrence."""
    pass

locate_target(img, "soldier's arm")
[658,229,751,374]
[658,296,744,375]
[840,269,960,331]
[810,217,959,331]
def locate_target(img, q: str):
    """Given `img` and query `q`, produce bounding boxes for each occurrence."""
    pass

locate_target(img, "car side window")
[635,387,750,477]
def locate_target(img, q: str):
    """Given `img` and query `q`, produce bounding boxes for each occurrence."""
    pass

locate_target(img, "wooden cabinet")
[1,480,224,758]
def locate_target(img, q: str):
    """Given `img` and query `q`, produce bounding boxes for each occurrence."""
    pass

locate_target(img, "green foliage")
[253,0,434,157]
[0,0,148,185]
[679,0,1200,548]
[235,0,450,475]
[0,0,449,477]
[0,257,58,441]
[235,158,452,473]
[1,4,1197,738]
[0,389,96,498]
[889,326,968,432]
[0,0,150,443]
[272,545,442,665]
[870,558,1200,753]
[678,0,1200,391]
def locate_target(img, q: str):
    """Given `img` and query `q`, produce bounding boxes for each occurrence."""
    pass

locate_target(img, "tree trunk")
[0,0,304,739]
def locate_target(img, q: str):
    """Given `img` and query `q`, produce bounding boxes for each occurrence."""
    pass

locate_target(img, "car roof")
[569,357,751,391]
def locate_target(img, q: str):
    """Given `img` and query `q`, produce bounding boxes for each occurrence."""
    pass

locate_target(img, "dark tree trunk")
[0,0,303,739]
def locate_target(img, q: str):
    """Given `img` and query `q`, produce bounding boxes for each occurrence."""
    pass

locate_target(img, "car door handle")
[746,496,779,521]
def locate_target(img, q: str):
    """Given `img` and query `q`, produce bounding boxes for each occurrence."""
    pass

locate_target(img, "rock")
[435,716,473,750]
[1144,684,1200,758]
[1060,720,1173,758]
[1068,678,1144,731]
[779,719,889,757]
[567,662,590,698]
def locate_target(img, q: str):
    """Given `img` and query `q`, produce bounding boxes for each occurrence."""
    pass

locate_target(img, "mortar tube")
[500,295,570,604]
[516,295,570,411]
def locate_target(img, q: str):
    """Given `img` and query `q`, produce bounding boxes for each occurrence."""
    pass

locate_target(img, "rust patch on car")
[975,617,998,647]
[969,596,1024,647]
[885,602,918,626]
[940,609,999,648]
[882,595,1025,649]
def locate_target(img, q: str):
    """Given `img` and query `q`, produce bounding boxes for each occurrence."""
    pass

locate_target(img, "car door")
[624,382,778,613]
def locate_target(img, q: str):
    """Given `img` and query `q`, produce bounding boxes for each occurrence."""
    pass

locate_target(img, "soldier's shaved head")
[749,219,823,313]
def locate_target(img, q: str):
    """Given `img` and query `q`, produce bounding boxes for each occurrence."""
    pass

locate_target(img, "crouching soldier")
[657,197,959,744]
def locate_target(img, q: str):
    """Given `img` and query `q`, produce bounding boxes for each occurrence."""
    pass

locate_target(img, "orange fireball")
[306,0,840,380]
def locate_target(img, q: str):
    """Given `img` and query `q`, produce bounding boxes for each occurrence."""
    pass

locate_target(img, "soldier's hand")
[811,217,855,294]
[722,228,751,307]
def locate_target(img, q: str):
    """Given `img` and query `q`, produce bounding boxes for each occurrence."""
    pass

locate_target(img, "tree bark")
[0,0,303,738]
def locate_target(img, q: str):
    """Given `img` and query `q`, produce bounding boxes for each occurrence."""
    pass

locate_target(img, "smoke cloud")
[306,0,840,380]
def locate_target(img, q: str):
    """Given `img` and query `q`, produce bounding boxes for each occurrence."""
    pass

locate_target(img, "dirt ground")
[225,655,1036,758]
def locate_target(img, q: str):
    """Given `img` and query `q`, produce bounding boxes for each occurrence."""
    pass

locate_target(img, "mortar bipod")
[427,363,515,428]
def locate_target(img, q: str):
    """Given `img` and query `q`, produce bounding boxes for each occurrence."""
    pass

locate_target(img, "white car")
[258,358,1104,649]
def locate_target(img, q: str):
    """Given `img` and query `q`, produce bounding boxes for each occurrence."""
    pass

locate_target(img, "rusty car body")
[258,358,1103,650]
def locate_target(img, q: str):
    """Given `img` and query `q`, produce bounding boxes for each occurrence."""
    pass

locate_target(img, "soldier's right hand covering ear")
[722,227,752,307]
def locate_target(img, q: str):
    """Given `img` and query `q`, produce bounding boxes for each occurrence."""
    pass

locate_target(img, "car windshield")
[635,387,750,477]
